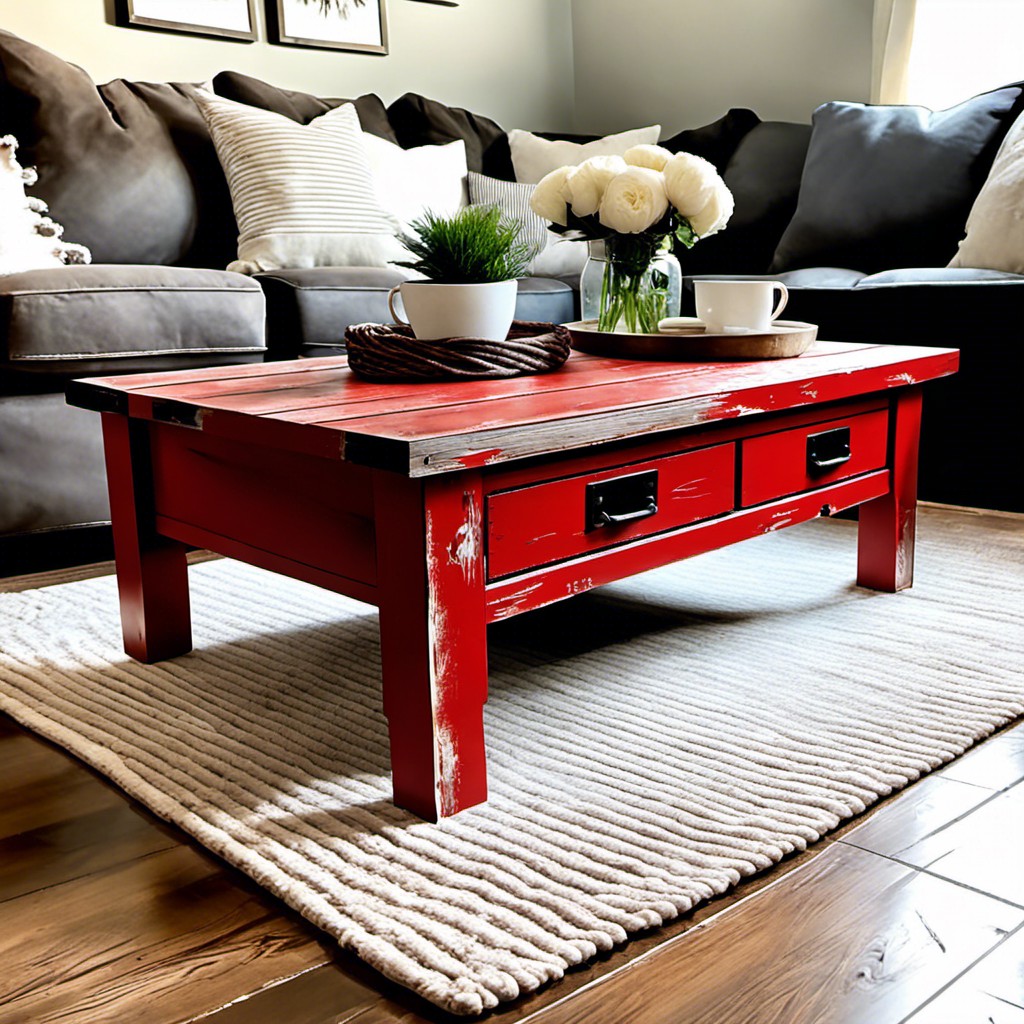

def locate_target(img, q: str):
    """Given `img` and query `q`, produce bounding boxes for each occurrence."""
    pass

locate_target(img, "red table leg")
[857,388,924,592]
[374,470,489,820]
[101,414,192,663]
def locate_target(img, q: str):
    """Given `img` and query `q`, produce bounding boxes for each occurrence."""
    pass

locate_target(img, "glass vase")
[580,238,682,333]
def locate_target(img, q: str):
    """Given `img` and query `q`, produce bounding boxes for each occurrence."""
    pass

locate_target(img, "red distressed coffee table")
[68,340,958,820]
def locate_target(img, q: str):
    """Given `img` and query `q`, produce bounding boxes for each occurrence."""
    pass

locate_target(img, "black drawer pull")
[807,426,852,471]
[586,470,658,531]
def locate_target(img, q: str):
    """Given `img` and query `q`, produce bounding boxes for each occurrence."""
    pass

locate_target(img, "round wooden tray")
[566,318,818,361]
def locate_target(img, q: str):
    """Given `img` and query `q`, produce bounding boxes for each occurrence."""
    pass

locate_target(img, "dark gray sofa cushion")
[211,70,398,142]
[0,30,236,269]
[770,85,1024,274]
[0,265,265,377]
[257,268,576,357]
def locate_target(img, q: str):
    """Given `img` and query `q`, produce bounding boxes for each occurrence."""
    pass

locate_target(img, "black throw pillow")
[212,70,397,142]
[387,92,513,178]
[675,121,812,276]
[770,86,1024,274]
[662,108,760,170]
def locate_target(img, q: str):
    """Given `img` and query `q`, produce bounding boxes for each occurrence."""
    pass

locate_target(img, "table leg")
[857,388,923,592]
[101,415,192,663]
[374,471,488,820]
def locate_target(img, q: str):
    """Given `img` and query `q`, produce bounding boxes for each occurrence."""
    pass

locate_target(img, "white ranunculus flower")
[530,166,572,226]
[623,144,674,172]
[663,151,719,218]
[598,167,669,234]
[566,155,627,218]
[688,180,735,238]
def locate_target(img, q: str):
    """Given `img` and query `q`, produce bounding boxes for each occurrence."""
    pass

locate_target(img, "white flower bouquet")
[530,145,734,333]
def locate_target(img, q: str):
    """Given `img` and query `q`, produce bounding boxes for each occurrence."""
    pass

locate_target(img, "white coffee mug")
[694,279,789,333]
[387,280,518,341]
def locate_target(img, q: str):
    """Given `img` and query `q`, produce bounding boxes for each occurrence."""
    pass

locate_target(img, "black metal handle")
[586,470,659,531]
[807,426,851,472]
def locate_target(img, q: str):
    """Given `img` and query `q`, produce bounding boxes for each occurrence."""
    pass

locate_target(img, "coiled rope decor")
[344,321,571,382]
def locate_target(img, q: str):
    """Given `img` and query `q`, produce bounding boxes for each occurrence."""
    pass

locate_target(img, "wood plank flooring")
[1,578,1022,1022]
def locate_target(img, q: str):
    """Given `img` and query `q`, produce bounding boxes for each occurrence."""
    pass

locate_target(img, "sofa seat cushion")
[257,268,575,357]
[0,265,265,377]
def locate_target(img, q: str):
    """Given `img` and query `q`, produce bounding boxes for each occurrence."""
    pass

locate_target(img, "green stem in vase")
[595,233,671,334]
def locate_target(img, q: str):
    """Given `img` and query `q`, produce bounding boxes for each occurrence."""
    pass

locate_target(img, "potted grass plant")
[388,206,537,341]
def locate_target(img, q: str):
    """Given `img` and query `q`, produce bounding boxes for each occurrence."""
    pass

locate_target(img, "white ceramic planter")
[387,279,518,341]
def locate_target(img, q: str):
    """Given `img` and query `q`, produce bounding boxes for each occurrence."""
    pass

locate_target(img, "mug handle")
[771,282,789,323]
[387,285,409,326]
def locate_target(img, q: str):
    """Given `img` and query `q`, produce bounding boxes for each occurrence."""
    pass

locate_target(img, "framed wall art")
[115,0,258,41]
[267,0,388,54]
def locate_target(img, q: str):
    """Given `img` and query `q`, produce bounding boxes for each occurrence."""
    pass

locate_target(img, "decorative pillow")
[466,172,587,278]
[949,108,1024,272]
[362,135,468,232]
[193,91,403,274]
[508,124,662,184]
[387,92,512,177]
[0,135,91,276]
[212,70,398,142]
[770,86,1023,274]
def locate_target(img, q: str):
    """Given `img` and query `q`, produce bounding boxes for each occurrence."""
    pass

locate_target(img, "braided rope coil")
[344,321,571,382]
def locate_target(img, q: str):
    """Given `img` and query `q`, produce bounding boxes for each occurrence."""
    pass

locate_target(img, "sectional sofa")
[1,30,1020,574]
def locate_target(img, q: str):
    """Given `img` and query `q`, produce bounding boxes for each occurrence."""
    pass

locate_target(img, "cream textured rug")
[1,508,1021,1015]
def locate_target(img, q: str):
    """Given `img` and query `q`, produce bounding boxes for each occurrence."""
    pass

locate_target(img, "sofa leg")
[101,415,192,663]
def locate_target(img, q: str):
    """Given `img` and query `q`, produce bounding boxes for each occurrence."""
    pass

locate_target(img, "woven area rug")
[1,508,1021,1015]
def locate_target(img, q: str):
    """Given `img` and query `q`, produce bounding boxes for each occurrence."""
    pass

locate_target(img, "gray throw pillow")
[770,86,1023,274]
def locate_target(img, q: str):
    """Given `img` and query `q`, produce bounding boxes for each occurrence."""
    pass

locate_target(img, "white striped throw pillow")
[467,172,588,278]
[194,91,404,274]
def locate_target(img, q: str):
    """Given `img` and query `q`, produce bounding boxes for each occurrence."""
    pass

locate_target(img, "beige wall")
[0,0,575,130]
[570,0,873,134]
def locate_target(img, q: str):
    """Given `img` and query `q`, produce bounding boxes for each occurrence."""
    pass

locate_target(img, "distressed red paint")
[72,342,957,818]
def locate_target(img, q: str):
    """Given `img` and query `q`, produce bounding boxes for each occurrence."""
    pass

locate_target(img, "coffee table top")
[68,342,958,477]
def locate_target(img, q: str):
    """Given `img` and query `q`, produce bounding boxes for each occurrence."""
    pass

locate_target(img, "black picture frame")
[267,0,388,54]
[115,0,258,42]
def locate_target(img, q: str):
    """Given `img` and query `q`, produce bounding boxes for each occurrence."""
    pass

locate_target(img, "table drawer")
[740,408,889,507]
[487,443,735,580]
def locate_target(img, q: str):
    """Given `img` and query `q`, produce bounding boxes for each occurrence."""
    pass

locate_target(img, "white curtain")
[872,0,918,103]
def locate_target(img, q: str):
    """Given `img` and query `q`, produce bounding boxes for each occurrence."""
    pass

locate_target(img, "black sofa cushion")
[256,268,575,358]
[211,70,398,142]
[770,85,1024,274]
[661,108,761,169]
[387,92,514,178]
[0,30,236,269]
[0,265,265,377]
[677,121,812,275]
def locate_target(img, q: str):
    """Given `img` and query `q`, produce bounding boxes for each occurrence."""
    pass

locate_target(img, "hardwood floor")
[1,586,1022,1022]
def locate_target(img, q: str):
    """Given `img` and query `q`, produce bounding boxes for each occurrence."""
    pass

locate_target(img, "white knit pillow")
[508,124,661,184]
[949,108,1024,272]
[467,172,588,278]
[193,91,404,274]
